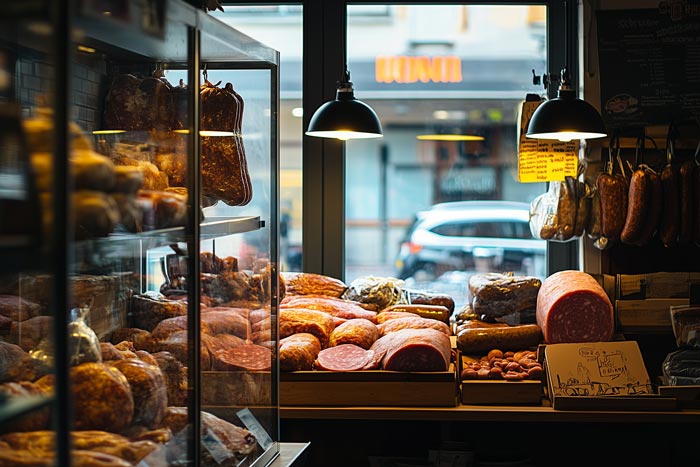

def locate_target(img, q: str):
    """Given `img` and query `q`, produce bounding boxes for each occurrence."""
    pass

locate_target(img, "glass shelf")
[0,395,53,425]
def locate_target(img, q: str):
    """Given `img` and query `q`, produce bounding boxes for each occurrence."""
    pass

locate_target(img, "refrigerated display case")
[0,1,281,466]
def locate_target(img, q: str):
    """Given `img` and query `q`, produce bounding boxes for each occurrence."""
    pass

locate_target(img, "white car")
[394,200,546,280]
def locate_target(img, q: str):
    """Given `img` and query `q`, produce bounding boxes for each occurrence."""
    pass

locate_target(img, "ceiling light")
[92,129,125,135]
[525,1,606,142]
[292,107,303,118]
[305,69,383,140]
[526,67,607,142]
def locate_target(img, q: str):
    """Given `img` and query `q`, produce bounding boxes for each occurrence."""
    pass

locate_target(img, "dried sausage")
[621,167,652,245]
[679,160,695,245]
[573,180,590,237]
[659,163,680,247]
[556,177,577,240]
[597,172,628,241]
[456,324,542,354]
[636,168,663,246]
[381,303,451,323]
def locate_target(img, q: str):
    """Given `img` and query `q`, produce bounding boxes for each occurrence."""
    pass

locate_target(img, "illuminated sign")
[375,56,462,84]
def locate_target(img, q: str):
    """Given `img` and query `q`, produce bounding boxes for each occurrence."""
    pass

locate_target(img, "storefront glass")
[344,4,548,308]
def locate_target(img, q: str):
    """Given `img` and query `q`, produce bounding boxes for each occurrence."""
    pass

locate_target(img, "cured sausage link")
[659,163,680,247]
[621,168,651,245]
[679,160,695,245]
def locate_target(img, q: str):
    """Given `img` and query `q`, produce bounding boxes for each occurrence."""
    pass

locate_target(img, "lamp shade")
[526,69,607,142]
[306,72,383,140]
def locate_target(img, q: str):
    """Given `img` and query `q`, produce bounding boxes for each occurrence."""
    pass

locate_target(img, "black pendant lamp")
[526,1,606,142]
[305,68,383,140]
[526,67,607,142]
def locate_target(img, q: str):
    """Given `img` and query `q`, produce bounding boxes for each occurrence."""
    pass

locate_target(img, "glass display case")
[0,1,280,466]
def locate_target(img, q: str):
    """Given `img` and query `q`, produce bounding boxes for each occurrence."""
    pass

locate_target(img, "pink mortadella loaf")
[536,270,614,344]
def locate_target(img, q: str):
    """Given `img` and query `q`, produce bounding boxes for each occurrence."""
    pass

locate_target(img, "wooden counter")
[281,403,700,423]
[280,404,700,467]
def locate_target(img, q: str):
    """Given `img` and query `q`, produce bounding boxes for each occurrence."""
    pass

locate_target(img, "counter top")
[281,403,700,423]
[270,442,310,467]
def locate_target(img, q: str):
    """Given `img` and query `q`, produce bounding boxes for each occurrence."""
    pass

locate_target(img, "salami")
[314,344,373,371]
[377,316,450,337]
[281,296,378,323]
[536,270,614,344]
[279,333,321,371]
[329,318,379,349]
[370,328,451,372]
[210,343,271,372]
[279,308,335,347]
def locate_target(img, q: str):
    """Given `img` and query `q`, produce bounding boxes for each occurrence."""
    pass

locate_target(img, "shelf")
[0,246,47,275]
[280,404,700,424]
[72,216,263,258]
[0,395,53,425]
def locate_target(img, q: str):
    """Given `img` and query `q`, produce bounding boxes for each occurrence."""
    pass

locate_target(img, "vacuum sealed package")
[662,349,700,386]
[661,306,700,385]
[529,175,589,242]
[670,305,700,348]
[341,276,405,311]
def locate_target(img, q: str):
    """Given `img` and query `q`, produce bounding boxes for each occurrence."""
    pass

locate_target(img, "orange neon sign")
[375,55,463,84]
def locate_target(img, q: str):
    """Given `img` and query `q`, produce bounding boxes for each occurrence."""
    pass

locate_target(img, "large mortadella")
[536,270,614,344]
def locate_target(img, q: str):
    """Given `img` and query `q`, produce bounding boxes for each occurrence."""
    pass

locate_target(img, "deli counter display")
[0,1,281,466]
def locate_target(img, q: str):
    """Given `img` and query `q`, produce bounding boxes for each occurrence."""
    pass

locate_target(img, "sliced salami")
[314,344,373,371]
[536,270,614,344]
[211,343,271,371]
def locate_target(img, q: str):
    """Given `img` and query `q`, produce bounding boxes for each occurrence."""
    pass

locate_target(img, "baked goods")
[281,272,347,298]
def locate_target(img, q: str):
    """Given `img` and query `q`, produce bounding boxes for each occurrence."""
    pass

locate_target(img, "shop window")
[213,5,303,272]
[344,4,548,308]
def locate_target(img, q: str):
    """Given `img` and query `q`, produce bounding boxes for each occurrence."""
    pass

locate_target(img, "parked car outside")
[394,200,546,281]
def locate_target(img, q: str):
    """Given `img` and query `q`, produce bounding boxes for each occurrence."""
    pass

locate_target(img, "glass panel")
[69,4,193,466]
[0,11,57,462]
[195,21,279,465]
[345,4,548,309]
[213,5,303,273]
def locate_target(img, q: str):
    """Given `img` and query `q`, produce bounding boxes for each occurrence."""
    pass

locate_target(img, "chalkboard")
[596,8,700,128]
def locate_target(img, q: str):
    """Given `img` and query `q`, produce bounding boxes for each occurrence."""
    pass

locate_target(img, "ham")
[536,270,614,344]
[370,328,451,372]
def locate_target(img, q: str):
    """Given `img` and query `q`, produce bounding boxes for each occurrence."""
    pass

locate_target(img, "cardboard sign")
[545,341,653,399]
[516,99,579,183]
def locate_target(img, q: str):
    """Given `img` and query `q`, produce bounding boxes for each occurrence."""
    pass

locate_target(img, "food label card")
[545,341,653,398]
[516,99,579,183]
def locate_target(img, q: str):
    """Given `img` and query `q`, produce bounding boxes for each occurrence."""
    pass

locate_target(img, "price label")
[236,408,274,450]
[516,100,579,183]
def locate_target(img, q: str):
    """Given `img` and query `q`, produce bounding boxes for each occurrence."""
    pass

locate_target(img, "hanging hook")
[203,63,208,83]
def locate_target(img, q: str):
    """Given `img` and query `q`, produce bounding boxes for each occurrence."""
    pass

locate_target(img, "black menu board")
[596,8,700,127]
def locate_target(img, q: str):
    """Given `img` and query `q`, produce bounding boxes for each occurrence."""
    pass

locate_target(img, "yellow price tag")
[516,100,579,183]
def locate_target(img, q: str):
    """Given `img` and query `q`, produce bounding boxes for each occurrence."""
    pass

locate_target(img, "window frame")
[230,0,579,279]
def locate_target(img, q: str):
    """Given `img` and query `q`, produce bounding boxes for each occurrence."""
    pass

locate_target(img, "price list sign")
[516,100,578,183]
[597,8,700,127]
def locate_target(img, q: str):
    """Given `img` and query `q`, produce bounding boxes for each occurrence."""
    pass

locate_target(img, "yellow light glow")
[77,45,96,54]
[305,130,383,140]
[92,129,126,134]
[416,134,485,142]
[173,129,236,137]
[526,131,607,141]
[199,130,235,137]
